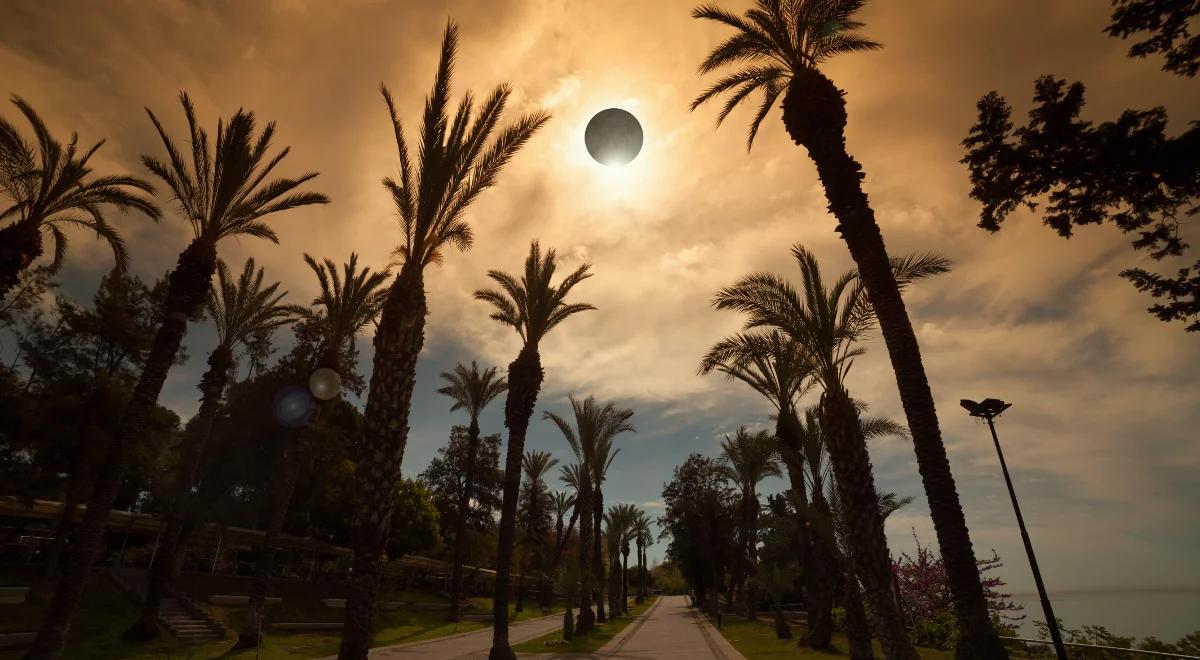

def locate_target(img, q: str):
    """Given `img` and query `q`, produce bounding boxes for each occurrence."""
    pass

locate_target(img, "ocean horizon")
[1007,586,1200,643]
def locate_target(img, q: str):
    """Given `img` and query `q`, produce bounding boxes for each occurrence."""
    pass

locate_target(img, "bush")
[908,610,961,651]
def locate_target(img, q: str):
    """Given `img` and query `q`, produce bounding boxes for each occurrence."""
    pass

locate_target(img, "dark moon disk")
[585,108,643,166]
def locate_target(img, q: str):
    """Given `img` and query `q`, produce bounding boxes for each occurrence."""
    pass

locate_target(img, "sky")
[2,0,1198,602]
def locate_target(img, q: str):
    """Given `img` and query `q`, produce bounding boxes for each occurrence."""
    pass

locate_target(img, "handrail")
[1000,636,1200,659]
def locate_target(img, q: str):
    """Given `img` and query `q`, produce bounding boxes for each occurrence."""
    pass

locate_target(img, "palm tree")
[126,258,292,641]
[553,469,582,567]
[0,95,160,300]
[437,360,507,622]
[692,3,1005,657]
[590,434,620,623]
[603,503,639,616]
[718,427,782,620]
[699,330,835,645]
[758,560,801,639]
[517,450,558,613]
[714,245,949,659]
[549,490,575,566]
[475,242,594,660]
[630,513,653,602]
[235,253,388,649]
[26,93,327,659]
[545,397,635,635]
[339,21,549,658]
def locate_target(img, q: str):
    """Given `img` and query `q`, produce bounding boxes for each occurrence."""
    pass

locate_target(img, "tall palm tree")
[27,93,327,659]
[545,397,635,635]
[437,360,507,622]
[549,490,575,566]
[553,468,582,567]
[235,253,388,649]
[603,503,639,616]
[590,434,621,623]
[517,450,558,613]
[475,242,594,660]
[692,3,1005,657]
[718,427,782,620]
[714,245,949,659]
[630,512,653,602]
[0,95,160,300]
[699,330,835,645]
[339,22,549,658]
[126,258,292,641]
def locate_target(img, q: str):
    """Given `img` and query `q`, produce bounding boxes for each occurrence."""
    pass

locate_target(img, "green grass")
[0,579,560,660]
[512,596,658,654]
[712,615,958,660]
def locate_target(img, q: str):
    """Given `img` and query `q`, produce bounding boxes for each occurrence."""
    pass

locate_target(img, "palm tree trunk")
[621,547,629,614]
[843,560,875,660]
[552,507,578,567]
[820,390,918,660]
[745,502,758,621]
[593,485,606,624]
[776,411,833,648]
[774,604,792,639]
[0,219,42,302]
[340,264,426,660]
[447,417,482,622]
[125,345,233,642]
[781,69,1006,660]
[24,238,216,660]
[575,478,595,633]
[234,426,310,649]
[488,344,543,660]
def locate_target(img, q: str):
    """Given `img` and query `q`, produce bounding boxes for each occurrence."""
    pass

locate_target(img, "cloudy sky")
[3,0,1197,603]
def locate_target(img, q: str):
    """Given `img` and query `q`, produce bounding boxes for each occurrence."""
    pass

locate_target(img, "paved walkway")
[357,595,745,659]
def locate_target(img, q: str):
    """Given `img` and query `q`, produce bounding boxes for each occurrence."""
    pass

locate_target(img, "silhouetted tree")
[435,361,507,621]
[717,427,780,620]
[691,3,1004,656]
[0,95,159,300]
[475,242,594,660]
[339,21,549,658]
[27,92,326,659]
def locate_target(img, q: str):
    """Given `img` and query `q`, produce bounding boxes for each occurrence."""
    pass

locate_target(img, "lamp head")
[960,397,1011,419]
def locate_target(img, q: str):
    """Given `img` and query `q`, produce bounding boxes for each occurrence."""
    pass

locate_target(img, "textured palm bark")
[446,417,481,622]
[592,484,606,623]
[25,238,216,660]
[820,391,917,660]
[621,546,629,614]
[781,69,1006,660]
[574,471,595,632]
[339,264,427,660]
[843,560,875,660]
[0,219,42,302]
[488,345,543,660]
[125,345,234,642]
[775,412,832,648]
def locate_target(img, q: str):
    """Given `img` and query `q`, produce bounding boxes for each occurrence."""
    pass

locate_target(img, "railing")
[1000,636,1200,659]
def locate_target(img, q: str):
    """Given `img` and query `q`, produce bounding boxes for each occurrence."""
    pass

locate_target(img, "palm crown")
[551,490,575,519]
[604,503,640,551]
[142,93,328,244]
[522,450,559,485]
[715,244,950,393]
[691,0,882,149]
[437,360,508,420]
[0,95,160,270]
[290,252,390,355]
[205,257,293,351]
[544,395,635,477]
[381,20,551,269]
[718,427,783,492]
[699,329,813,413]
[475,241,595,345]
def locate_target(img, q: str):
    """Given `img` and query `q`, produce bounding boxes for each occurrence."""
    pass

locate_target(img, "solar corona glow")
[584,108,643,166]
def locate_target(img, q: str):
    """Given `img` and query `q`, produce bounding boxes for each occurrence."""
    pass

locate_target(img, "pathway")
[356,595,745,659]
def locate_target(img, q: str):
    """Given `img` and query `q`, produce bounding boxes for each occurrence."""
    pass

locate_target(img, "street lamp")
[960,398,1067,660]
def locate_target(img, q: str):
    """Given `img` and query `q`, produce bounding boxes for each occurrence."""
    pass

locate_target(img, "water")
[1009,588,1200,644]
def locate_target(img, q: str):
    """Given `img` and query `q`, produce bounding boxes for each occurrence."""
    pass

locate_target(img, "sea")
[1008,588,1200,644]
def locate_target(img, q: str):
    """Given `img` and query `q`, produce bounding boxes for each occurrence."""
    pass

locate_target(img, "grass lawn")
[512,596,658,654]
[712,615,958,660]
[0,578,560,660]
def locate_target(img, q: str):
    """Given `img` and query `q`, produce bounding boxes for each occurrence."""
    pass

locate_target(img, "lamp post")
[960,398,1067,660]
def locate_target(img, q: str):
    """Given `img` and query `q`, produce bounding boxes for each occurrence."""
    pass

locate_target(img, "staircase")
[109,569,226,642]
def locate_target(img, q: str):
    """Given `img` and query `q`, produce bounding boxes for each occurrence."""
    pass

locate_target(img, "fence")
[1000,636,1200,659]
